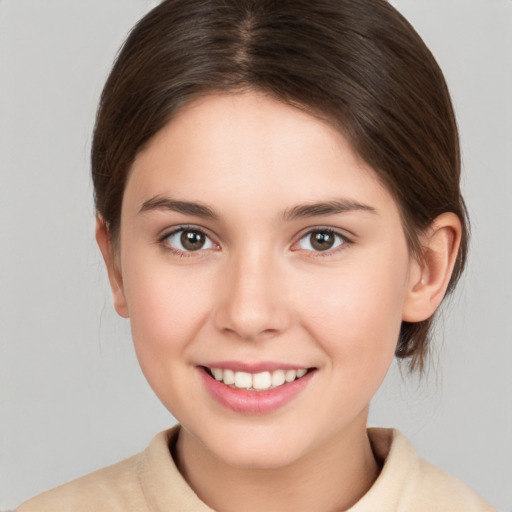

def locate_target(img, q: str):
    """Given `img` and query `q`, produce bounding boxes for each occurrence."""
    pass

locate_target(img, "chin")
[221,446,301,471]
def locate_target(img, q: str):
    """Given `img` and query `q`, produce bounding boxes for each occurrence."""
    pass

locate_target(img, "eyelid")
[158,224,220,254]
[290,226,353,254]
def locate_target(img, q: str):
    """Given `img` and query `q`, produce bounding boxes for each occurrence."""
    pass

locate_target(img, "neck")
[173,416,380,512]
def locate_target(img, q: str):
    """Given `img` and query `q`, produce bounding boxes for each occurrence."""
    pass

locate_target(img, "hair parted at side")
[91,0,469,373]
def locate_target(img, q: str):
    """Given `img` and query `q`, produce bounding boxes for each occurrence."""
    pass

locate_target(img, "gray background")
[0,0,510,510]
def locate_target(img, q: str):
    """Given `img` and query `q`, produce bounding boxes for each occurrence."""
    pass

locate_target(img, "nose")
[213,248,292,341]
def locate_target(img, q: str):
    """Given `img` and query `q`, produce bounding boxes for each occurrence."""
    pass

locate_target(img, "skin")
[97,92,461,512]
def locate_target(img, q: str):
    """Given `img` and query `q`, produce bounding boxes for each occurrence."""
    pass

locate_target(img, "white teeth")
[271,369,286,387]
[234,371,252,389]
[223,369,235,385]
[208,367,308,391]
[285,369,297,382]
[252,371,272,390]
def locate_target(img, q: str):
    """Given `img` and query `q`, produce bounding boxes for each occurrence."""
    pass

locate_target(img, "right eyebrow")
[281,199,377,221]
[138,196,218,220]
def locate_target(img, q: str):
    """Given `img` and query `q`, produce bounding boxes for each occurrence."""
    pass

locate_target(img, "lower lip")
[199,368,315,415]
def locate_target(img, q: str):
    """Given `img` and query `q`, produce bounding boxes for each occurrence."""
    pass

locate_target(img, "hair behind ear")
[398,212,463,372]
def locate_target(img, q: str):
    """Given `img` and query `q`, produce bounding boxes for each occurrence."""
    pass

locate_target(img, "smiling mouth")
[203,367,312,391]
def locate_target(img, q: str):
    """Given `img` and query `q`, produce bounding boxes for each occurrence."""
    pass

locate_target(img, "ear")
[95,216,129,318]
[402,212,462,322]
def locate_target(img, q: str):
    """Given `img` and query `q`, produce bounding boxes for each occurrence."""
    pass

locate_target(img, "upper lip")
[200,361,311,373]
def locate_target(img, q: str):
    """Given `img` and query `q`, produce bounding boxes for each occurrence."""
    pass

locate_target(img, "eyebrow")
[282,199,377,221]
[139,196,218,219]
[139,196,376,222]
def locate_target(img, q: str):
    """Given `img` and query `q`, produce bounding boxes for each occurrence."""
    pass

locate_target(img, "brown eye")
[297,229,345,252]
[181,230,205,251]
[164,228,215,252]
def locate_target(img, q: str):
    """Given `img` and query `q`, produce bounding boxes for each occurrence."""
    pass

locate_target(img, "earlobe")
[95,216,130,318]
[402,213,462,323]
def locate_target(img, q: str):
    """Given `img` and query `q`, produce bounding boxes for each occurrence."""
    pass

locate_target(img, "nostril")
[221,326,281,341]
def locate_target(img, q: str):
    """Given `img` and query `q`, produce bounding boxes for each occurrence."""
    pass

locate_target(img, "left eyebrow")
[139,196,218,219]
[281,199,377,221]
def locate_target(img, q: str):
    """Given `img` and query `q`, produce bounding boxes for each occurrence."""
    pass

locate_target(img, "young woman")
[18,0,497,510]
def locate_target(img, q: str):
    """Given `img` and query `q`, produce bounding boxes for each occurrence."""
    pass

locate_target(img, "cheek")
[299,249,409,374]
[121,256,214,374]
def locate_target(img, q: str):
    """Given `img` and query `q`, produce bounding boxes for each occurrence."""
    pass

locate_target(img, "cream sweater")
[18,426,496,511]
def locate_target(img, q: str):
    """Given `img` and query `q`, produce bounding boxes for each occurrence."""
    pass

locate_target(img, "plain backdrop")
[0,0,511,510]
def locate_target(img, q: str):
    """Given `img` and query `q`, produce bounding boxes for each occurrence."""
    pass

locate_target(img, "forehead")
[125,92,398,219]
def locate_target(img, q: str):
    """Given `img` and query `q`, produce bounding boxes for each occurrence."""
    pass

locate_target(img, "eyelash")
[159,226,218,257]
[292,227,351,257]
[158,226,352,257]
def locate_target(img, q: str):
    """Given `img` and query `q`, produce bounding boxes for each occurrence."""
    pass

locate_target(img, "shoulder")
[409,454,496,512]
[350,428,497,512]
[17,453,146,512]
[16,428,180,512]
[17,426,215,512]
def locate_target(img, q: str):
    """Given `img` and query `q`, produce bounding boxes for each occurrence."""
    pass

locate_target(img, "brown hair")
[91,0,468,372]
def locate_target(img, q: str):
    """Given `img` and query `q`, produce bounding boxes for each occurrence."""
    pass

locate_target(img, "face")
[110,92,418,469]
